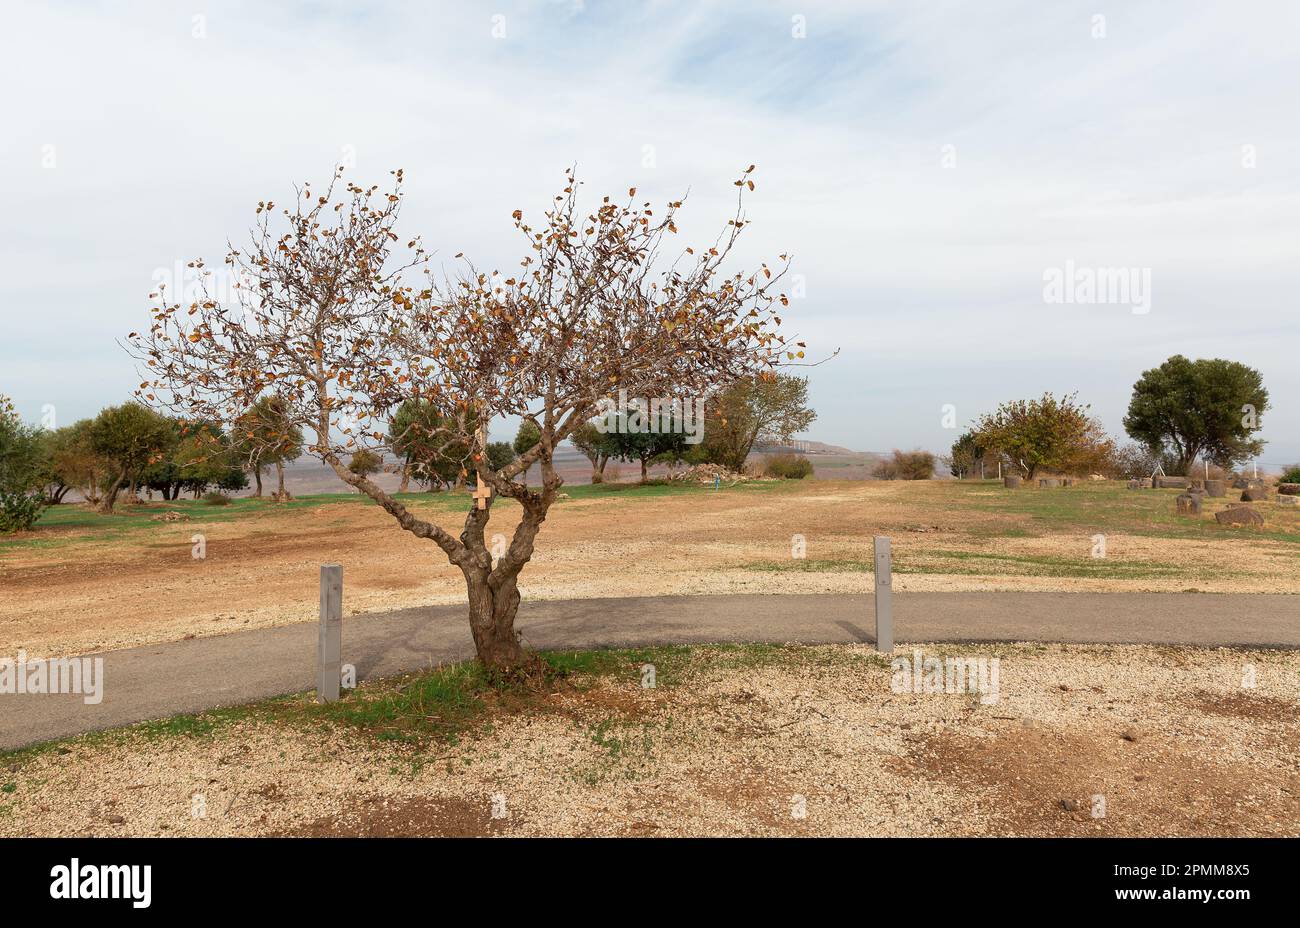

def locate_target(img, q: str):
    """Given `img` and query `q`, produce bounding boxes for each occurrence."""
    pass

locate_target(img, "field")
[2,479,1298,658]
[2,641,1296,837]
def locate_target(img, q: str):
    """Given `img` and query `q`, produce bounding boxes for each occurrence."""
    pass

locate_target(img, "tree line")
[0,394,303,530]
[945,355,1270,480]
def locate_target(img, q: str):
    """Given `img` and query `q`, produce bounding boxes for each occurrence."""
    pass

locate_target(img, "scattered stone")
[1127,479,1140,490]
[1038,478,1060,488]
[557,493,571,500]
[106,814,126,825]
[1241,488,1268,502]
[1204,479,1227,497]
[1060,798,1080,812]
[1088,474,1106,481]
[1175,493,1201,516]
[1003,476,1021,489]
[1156,476,1188,489]
[1278,483,1300,496]
[1061,478,1075,487]
[1277,496,1298,508]
[1215,507,1265,527]
[667,464,753,486]
[150,511,190,523]
[1121,728,1139,742]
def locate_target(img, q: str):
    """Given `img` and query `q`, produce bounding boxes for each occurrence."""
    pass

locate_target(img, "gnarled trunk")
[464,569,527,671]
[253,468,263,497]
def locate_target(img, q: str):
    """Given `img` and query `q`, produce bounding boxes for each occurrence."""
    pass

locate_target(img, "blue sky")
[2,0,1297,464]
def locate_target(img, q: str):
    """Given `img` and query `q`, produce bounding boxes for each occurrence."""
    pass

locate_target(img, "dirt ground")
[2,642,1296,837]
[2,480,1298,657]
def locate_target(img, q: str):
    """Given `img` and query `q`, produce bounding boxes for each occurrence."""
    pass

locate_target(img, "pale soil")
[2,480,1298,658]
[2,643,1296,837]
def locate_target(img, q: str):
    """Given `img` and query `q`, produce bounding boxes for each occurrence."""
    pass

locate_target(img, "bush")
[202,491,231,506]
[0,491,46,533]
[1281,464,1300,485]
[763,453,813,479]
[874,449,934,480]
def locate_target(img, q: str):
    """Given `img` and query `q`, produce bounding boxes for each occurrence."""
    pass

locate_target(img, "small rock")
[1060,799,1080,812]
[106,814,126,825]
[1241,488,1268,502]
[1121,728,1139,742]
[1278,483,1300,496]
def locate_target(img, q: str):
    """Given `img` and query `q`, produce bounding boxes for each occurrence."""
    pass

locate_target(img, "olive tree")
[129,165,795,672]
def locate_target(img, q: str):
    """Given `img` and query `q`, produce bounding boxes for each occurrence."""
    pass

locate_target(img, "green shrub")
[202,491,231,506]
[764,453,813,479]
[0,491,46,533]
[1281,464,1300,485]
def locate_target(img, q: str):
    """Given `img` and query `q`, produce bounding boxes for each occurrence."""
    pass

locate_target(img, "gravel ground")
[2,642,1296,837]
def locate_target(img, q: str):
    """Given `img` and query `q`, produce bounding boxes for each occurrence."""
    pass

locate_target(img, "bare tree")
[129,165,798,672]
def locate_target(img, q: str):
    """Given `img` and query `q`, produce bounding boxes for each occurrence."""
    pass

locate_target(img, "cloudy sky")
[2,0,1297,463]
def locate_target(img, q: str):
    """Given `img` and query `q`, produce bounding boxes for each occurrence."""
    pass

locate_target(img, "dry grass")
[2,480,1298,658]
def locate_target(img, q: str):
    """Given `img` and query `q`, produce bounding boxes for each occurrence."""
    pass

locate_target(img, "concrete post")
[317,564,343,704]
[873,536,893,653]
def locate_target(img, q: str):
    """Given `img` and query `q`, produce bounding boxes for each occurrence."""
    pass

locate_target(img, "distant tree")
[975,392,1107,479]
[570,420,614,484]
[603,410,688,483]
[697,374,815,472]
[0,396,50,533]
[943,430,989,479]
[234,395,303,499]
[873,448,935,480]
[89,404,174,512]
[348,449,383,480]
[485,441,515,473]
[40,420,100,504]
[513,420,541,486]
[1123,355,1268,475]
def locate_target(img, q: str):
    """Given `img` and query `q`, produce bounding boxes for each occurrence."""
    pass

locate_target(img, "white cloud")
[1,0,1296,461]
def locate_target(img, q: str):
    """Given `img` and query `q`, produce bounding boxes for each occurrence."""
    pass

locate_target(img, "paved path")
[3,592,1297,750]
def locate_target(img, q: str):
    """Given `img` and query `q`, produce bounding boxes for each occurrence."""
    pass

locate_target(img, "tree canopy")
[128,164,798,669]
[1123,355,1267,474]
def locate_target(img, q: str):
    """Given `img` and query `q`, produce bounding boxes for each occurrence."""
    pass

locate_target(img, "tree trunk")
[98,471,126,514]
[253,469,263,497]
[464,571,527,672]
[640,458,648,483]
[276,461,287,498]
[399,464,410,493]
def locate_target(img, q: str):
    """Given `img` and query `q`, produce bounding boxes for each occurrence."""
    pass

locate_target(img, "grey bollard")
[317,564,343,703]
[873,536,893,653]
